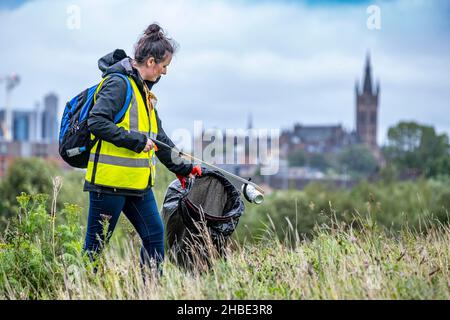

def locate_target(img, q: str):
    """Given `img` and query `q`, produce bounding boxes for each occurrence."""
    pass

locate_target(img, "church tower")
[356,53,380,148]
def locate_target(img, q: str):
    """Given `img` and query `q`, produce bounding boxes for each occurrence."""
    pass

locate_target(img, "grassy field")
[0,163,449,299]
[0,195,448,299]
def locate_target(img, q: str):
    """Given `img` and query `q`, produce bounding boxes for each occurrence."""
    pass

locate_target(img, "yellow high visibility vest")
[85,75,159,190]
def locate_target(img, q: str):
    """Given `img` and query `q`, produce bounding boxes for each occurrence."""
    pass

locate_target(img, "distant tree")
[288,149,333,171]
[384,122,450,177]
[0,158,60,225]
[339,144,378,175]
[428,156,450,178]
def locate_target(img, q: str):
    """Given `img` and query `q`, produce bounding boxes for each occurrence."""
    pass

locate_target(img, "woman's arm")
[154,110,193,177]
[87,77,147,153]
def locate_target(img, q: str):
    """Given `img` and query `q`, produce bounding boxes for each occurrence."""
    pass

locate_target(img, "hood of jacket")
[97,49,160,90]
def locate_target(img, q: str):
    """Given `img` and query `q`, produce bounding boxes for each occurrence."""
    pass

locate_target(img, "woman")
[83,23,201,274]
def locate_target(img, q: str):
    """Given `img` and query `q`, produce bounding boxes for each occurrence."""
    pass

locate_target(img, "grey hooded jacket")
[83,49,192,197]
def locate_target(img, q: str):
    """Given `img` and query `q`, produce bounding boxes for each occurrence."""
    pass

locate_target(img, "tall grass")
[1,187,449,299]
[237,178,450,242]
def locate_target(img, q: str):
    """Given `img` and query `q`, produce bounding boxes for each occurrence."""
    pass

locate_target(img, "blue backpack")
[58,73,132,168]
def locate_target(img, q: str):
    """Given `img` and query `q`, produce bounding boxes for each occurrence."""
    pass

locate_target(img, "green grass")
[0,193,449,299]
[1,163,449,299]
[237,178,450,242]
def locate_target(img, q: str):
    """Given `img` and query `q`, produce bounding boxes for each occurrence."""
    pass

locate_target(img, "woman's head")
[133,23,178,82]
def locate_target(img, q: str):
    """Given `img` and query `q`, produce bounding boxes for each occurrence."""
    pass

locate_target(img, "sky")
[0,0,449,146]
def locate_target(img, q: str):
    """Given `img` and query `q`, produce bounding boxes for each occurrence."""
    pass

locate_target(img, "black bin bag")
[161,169,245,269]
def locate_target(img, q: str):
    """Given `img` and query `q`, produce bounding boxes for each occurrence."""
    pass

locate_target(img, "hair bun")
[134,23,178,64]
[144,23,162,36]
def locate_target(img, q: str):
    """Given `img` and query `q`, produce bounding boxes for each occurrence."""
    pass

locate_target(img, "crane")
[0,73,21,141]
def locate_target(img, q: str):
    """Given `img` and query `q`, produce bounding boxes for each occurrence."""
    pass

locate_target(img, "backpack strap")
[93,73,133,124]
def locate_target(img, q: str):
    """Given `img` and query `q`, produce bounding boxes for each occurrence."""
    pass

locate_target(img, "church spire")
[356,51,379,149]
[363,52,373,94]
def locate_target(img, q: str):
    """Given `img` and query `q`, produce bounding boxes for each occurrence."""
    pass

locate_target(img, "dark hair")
[134,23,178,64]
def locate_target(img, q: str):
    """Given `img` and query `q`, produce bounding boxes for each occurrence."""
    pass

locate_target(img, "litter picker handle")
[150,138,265,194]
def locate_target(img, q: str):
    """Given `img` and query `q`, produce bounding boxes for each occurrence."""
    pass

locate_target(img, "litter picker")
[150,138,265,204]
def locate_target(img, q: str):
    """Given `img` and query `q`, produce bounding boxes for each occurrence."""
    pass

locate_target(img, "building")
[185,53,383,190]
[356,53,379,148]
[0,109,40,142]
[0,92,62,178]
[193,112,275,179]
[279,124,356,158]
[42,93,59,143]
[280,53,381,159]
[0,93,59,143]
[12,111,30,141]
[263,53,383,189]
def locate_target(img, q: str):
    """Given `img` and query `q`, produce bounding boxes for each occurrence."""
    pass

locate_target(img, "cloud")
[0,0,449,146]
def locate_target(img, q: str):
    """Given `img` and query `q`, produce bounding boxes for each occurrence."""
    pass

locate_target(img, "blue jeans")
[83,189,164,274]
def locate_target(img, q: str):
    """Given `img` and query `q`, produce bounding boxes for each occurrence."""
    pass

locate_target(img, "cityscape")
[194,53,384,190]
[0,52,385,189]
[0,89,63,177]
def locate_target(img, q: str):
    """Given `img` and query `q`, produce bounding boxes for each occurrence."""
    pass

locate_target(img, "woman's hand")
[143,138,155,152]
[177,165,202,189]
[188,165,202,179]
